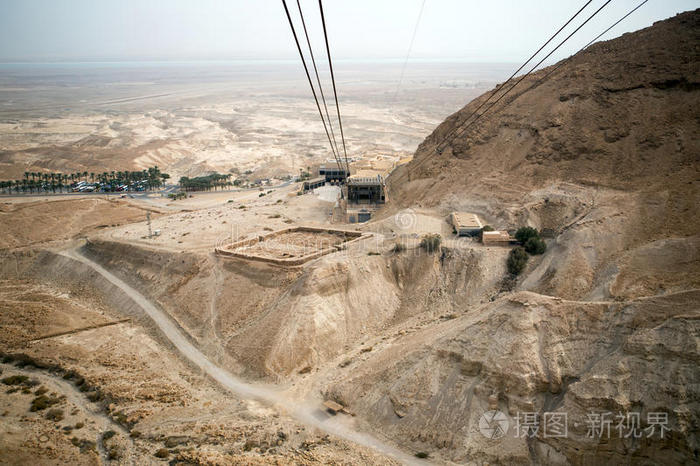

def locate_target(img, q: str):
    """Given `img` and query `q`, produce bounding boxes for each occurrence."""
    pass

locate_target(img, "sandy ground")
[0,257,404,464]
[1,14,698,463]
[0,61,508,181]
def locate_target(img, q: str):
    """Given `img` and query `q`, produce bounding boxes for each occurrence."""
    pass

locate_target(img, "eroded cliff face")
[3,10,697,464]
[77,238,506,379]
[385,9,700,306]
[391,11,699,204]
[325,9,700,464]
[326,290,699,464]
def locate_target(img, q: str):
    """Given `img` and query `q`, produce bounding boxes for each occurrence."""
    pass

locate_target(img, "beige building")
[450,212,483,236]
[482,230,513,245]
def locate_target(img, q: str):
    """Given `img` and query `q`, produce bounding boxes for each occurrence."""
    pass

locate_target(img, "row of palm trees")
[178,173,233,191]
[0,166,170,194]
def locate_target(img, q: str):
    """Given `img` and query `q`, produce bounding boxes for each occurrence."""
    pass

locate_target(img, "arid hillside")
[0,198,157,249]
[0,9,698,466]
[391,9,699,201]
[388,9,700,302]
[318,9,699,464]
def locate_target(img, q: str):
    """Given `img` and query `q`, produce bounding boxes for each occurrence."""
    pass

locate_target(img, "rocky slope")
[326,9,700,464]
[391,10,699,200]
[1,10,698,465]
[80,237,507,380]
[387,9,700,302]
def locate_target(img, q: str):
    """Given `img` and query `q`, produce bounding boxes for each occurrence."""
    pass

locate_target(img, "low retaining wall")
[215,226,368,266]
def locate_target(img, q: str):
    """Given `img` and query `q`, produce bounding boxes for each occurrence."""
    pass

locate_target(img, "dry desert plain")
[1,11,699,464]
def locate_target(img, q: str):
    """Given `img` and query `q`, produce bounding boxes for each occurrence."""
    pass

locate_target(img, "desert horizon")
[0,60,513,182]
[0,2,698,465]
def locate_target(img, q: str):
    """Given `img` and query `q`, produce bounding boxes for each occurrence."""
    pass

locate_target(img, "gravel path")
[61,246,420,465]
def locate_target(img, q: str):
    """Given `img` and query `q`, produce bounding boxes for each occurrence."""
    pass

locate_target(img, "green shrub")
[45,408,64,422]
[86,391,103,402]
[71,438,96,453]
[154,448,170,458]
[524,237,547,255]
[113,411,128,424]
[2,375,29,386]
[415,451,430,458]
[31,394,60,411]
[102,430,117,441]
[420,234,442,253]
[507,247,529,275]
[391,242,406,253]
[515,226,539,244]
[108,445,121,460]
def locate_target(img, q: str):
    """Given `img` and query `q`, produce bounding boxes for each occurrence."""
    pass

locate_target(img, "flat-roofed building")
[301,176,325,193]
[347,175,386,205]
[482,230,513,245]
[450,212,483,236]
[319,162,349,183]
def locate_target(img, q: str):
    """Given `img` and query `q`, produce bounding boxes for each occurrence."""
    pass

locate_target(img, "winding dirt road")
[61,247,420,465]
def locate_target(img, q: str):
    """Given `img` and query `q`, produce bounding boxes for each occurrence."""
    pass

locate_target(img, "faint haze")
[0,0,697,63]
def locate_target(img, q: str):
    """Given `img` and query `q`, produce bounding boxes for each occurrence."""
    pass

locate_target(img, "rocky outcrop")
[329,290,699,464]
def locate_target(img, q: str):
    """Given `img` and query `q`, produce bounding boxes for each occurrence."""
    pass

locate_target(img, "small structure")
[215,226,368,266]
[323,400,352,415]
[482,230,512,245]
[347,175,386,205]
[450,212,483,236]
[319,162,349,183]
[302,176,325,193]
[347,208,372,223]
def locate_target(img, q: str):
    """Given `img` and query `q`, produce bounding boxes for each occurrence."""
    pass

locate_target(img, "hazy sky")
[0,0,696,62]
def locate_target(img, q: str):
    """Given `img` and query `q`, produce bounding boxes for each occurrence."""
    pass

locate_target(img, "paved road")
[62,246,419,465]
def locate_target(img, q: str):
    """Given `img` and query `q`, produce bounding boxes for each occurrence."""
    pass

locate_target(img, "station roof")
[347,175,384,186]
[482,230,511,242]
[303,176,326,184]
[319,162,348,171]
[451,212,483,229]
